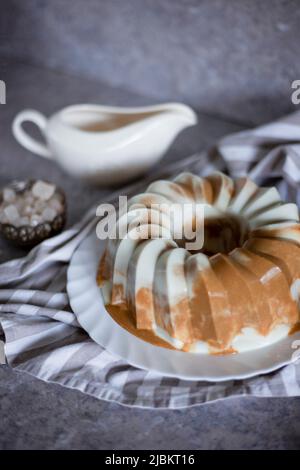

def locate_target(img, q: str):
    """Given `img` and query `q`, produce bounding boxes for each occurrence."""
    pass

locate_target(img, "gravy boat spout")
[12,102,198,186]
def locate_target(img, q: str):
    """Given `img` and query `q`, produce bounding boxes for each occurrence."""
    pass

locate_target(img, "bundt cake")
[98,172,300,354]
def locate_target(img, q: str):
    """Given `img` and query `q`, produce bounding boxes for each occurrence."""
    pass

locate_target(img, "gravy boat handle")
[12,109,52,159]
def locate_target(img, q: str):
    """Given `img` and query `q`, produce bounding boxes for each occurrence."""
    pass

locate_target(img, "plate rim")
[67,230,300,382]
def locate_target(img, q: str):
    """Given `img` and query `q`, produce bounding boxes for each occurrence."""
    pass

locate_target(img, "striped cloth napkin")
[1,111,300,409]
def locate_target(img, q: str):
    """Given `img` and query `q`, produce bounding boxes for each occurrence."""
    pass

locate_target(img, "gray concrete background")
[1,0,299,125]
[1,365,300,450]
[1,1,300,450]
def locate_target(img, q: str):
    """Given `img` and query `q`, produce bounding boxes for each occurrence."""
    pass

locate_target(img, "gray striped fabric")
[1,111,300,409]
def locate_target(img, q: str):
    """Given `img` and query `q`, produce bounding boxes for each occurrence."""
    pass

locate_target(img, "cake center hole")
[201,214,248,256]
[186,213,249,256]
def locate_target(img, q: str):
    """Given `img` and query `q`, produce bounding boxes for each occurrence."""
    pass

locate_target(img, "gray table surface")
[0,61,299,450]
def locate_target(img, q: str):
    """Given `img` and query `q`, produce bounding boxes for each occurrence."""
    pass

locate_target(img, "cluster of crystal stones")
[0,181,64,227]
[0,180,66,245]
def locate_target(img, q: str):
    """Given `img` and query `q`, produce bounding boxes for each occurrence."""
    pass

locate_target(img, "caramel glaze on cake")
[97,270,176,350]
[98,171,300,354]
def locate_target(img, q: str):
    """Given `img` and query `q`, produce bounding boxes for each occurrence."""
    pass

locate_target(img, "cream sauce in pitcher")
[12,103,198,185]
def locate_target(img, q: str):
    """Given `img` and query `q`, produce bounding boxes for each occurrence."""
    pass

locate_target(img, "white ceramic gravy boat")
[12,103,197,185]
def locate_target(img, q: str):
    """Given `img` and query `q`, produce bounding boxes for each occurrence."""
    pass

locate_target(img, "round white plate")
[67,231,300,382]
